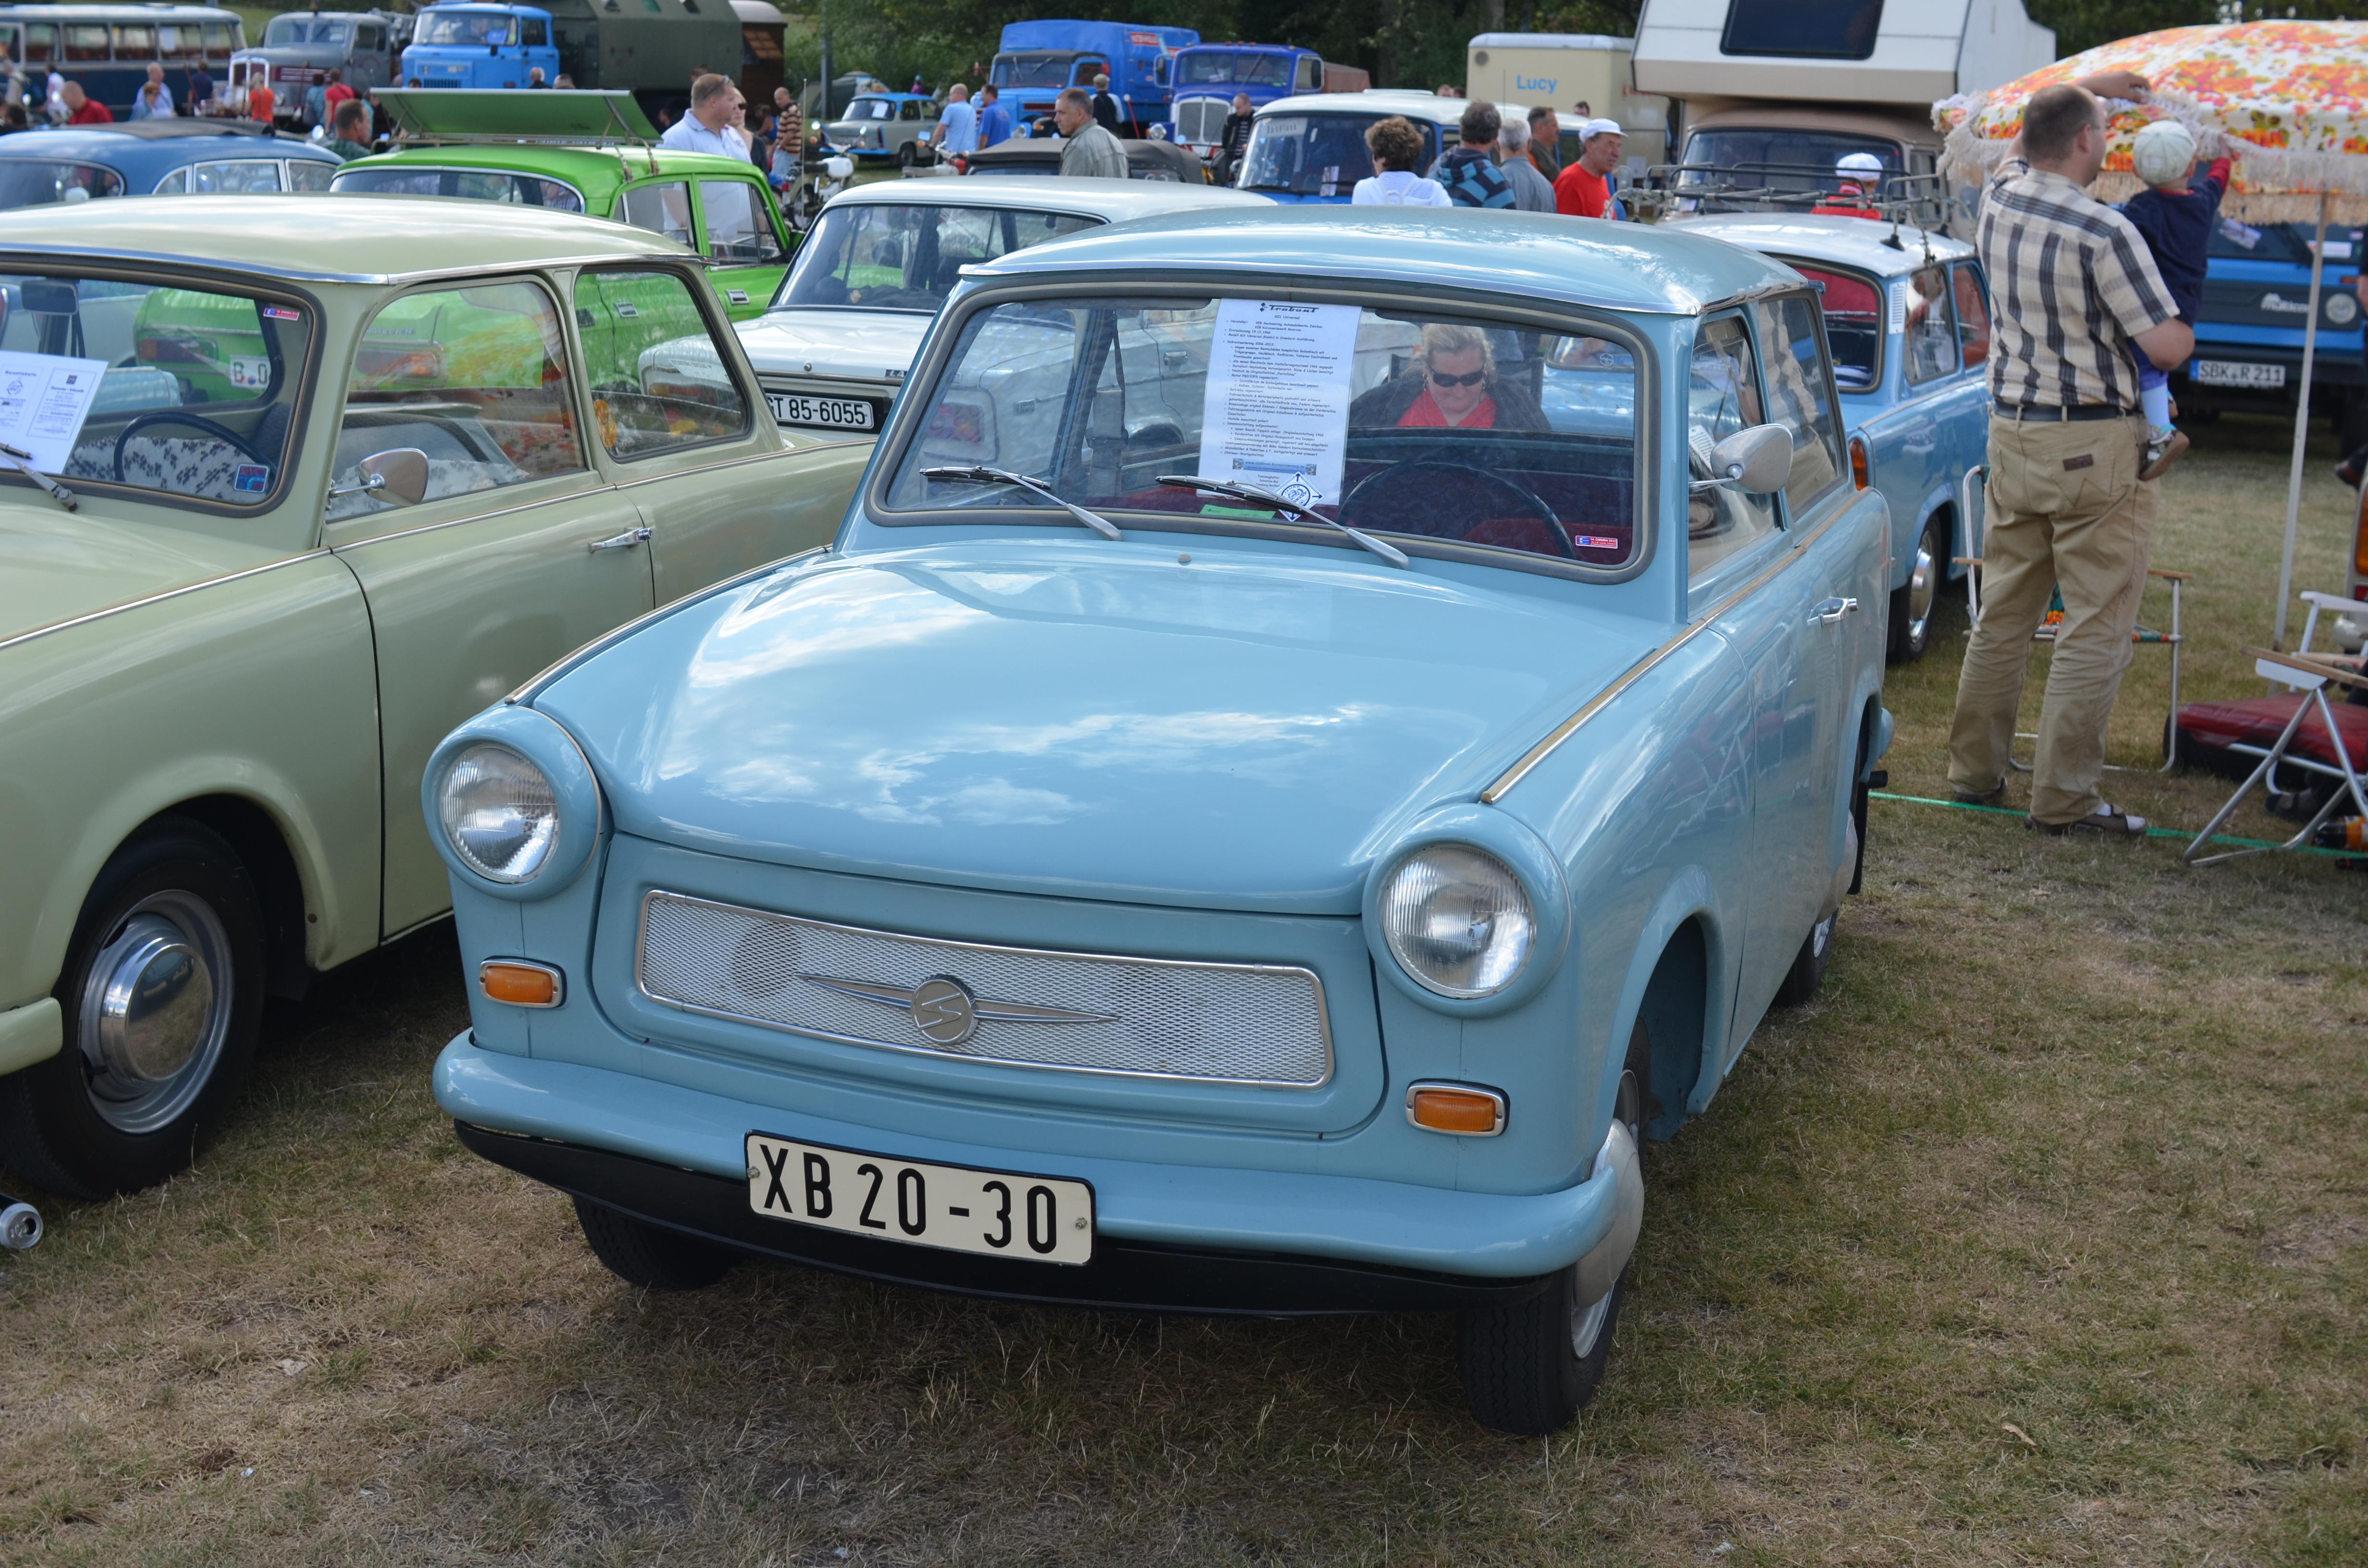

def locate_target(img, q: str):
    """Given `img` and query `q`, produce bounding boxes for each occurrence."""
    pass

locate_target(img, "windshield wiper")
[1156,474,1409,568]
[0,441,77,512]
[921,466,1121,539]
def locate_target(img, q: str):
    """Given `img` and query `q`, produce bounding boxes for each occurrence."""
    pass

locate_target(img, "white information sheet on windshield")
[0,352,108,471]
[1195,298,1360,508]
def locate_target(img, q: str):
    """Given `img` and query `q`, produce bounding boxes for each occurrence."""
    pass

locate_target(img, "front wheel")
[1887,511,1946,662]
[896,142,917,168]
[1456,1029,1646,1434]
[574,1197,740,1290]
[1773,908,1837,1007]
[0,821,266,1199]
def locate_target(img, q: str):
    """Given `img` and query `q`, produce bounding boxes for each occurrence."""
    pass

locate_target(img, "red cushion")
[2177,695,2368,770]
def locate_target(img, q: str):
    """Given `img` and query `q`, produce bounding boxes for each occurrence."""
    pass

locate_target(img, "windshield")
[416,11,518,47]
[0,272,313,508]
[330,165,585,211]
[0,160,126,210]
[882,294,1642,571]
[994,53,1075,89]
[777,204,1100,312]
[1242,114,1427,195]
[1680,129,1899,198]
[1790,265,1881,391]
[265,16,350,46]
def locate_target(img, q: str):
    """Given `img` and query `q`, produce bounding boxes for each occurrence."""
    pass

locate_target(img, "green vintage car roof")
[335,144,773,214]
[0,193,702,282]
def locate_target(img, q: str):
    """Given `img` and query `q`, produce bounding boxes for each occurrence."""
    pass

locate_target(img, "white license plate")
[767,393,876,429]
[745,1133,1095,1265]
[2192,359,2287,389]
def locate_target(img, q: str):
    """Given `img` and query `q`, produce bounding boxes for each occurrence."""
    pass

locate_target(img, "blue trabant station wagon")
[1669,214,1992,662]
[424,208,1894,1433]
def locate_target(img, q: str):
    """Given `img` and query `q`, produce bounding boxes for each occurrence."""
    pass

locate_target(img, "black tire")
[1457,1025,1646,1435]
[574,1196,739,1290]
[0,821,265,1199]
[1887,511,1947,663]
[896,142,916,168]
[1773,908,1837,1008]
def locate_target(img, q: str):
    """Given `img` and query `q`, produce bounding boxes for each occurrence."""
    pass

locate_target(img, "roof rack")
[1624,162,1954,233]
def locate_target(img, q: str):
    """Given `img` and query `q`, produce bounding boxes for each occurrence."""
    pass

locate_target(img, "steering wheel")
[1340,460,1574,559]
[112,411,274,486]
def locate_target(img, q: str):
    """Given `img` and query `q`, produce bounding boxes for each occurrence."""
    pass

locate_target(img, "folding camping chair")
[1954,559,2188,772]
[2183,592,2368,866]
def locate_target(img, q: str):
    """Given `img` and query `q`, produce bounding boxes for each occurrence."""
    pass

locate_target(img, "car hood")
[0,503,286,649]
[735,309,932,384]
[536,540,1662,914]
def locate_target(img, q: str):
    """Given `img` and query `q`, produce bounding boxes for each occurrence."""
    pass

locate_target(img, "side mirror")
[1706,423,1793,494]
[329,446,430,507]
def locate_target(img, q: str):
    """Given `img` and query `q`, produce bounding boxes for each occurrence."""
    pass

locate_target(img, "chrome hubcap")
[1906,537,1937,642]
[77,893,232,1134]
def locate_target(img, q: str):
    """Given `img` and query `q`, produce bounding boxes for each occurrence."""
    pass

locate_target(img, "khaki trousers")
[1948,413,2158,824]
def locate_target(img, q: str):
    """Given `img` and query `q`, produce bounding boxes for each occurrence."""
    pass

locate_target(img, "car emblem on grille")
[796,972,1115,1048]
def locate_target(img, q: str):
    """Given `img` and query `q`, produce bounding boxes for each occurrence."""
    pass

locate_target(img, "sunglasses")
[1430,369,1488,388]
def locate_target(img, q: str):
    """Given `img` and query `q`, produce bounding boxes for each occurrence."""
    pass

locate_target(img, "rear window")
[0,160,125,208]
[1791,264,1881,391]
[883,293,1643,574]
[778,203,1098,311]
[1243,114,1431,196]
[331,165,587,212]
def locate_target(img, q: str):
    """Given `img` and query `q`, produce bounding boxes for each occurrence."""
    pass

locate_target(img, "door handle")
[1810,597,1859,625]
[587,526,652,553]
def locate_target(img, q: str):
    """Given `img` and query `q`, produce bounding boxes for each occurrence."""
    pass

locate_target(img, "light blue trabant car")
[423,208,1893,1434]
[1668,214,1992,661]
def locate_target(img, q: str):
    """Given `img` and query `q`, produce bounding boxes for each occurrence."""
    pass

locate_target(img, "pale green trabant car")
[0,196,871,1199]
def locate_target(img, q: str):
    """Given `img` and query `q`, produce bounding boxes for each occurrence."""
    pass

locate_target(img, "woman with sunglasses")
[1349,322,1550,431]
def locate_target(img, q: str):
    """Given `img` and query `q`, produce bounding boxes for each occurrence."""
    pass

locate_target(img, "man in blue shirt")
[975,84,1012,148]
[1436,100,1514,209]
[932,84,977,160]
[659,74,749,159]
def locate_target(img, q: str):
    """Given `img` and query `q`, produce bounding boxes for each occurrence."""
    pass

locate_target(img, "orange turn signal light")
[1849,434,1873,492]
[480,960,562,1008]
[1405,1082,1507,1137]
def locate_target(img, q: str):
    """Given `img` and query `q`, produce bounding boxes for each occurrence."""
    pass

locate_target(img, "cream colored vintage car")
[0,196,870,1198]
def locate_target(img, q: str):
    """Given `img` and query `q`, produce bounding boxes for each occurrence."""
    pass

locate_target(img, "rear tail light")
[926,400,988,446]
[1405,1082,1507,1136]
[1849,434,1873,491]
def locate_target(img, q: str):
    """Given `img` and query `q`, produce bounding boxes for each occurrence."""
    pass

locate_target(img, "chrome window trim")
[632,888,1337,1089]
[0,243,690,288]
[325,162,590,213]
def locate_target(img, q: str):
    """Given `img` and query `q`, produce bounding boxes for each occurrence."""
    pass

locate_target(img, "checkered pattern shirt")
[1979,158,2178,413]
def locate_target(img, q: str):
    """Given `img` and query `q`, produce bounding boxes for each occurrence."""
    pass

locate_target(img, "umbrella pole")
[2276,189,2331,652]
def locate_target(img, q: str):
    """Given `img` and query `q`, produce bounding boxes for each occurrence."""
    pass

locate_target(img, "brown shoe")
[2139,429,2189,482]
[1951,783,2007,807]
[2027,804,2148,839]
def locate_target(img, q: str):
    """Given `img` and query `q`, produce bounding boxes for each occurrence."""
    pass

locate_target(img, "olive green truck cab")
[0,196,870,1200]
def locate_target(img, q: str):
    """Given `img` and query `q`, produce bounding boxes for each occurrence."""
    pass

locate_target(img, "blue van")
[399,3,559,91]
[2174,216,2368,447]
[990,19,1196,135]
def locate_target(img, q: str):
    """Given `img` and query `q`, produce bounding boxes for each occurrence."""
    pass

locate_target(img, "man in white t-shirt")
[659,73,749,159]
[1350,115,1449,207]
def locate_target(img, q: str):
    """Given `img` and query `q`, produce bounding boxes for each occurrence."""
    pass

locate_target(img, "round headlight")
[1379,845,1535,999]
[436,743,558,883]
[2328,290,2361,327]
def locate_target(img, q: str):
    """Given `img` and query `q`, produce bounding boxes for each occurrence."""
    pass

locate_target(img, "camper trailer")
[1631,0,2054,216]
[1465,34,1668,163]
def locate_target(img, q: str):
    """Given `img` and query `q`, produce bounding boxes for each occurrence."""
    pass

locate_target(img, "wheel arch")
[1599,878,1724,1145]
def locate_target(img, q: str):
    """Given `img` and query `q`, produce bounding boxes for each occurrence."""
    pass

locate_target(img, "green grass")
[1,424,2364,1564]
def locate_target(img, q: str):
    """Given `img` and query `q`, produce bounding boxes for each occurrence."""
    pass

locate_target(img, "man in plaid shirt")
[1949,73,2194,839]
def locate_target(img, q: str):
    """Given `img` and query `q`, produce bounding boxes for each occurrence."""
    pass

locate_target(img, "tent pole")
[2276,189,2331,652]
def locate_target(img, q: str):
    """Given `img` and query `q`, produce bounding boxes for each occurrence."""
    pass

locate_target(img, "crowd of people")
[1348,99,1629,218]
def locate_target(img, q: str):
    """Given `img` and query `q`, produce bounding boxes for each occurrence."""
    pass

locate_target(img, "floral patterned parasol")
[1935,21,2368,222]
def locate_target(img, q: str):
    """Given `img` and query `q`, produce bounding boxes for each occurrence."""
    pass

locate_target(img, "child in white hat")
[2121,118,2232,480]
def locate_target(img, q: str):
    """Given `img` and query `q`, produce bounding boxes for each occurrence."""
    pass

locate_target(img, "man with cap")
[1554,119,1624,218]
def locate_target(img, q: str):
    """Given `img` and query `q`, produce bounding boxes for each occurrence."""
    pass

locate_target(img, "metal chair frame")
[2184,594,2368,865]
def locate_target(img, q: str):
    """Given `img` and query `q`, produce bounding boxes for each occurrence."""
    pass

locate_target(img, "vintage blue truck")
[2174,216,2368,450]
[1162,43,1369,158]
[989,18,1197,136]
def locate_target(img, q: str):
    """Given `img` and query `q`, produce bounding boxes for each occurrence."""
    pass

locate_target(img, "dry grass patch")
[2,431,2365,1565]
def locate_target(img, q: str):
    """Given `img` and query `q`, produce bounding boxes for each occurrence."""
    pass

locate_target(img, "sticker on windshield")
[1888,281,1908,336]
[1193,298,1360,509]
[261,305,302,322]
[234,463,271,494]
[0,353,107,472]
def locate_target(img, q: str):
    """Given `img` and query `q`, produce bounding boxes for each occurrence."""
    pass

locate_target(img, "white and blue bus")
[0,5,246,118]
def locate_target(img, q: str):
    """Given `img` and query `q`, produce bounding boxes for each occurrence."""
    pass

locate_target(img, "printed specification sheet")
[0,353,107,470]
[1195,299,1360,508]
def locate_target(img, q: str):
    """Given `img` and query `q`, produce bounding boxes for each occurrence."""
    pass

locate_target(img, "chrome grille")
[1175,98,1226,146]
[635,891,1332,1085]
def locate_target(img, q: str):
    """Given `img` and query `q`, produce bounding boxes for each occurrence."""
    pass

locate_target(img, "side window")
[619,181,693,245]
[287,161,336,193]
[522,18,548,45]
[153,167,188,195]
[698,179,784,263]
[901,99,923,121]
[1750,295,1846,514]
[1296,55,1320,90]
[574,269,750,461]
[331,280,585,521]
[191,161,284,194]
[1901,266,1958,386]
[357,24,382,49]
[1687,314,1778,577]
[1952,263,1991,373]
